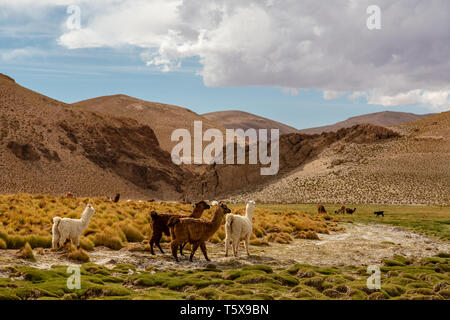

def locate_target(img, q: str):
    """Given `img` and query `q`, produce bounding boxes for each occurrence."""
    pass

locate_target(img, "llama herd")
[51,200,256,262]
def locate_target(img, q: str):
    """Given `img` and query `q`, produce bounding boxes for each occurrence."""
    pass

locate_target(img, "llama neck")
[80,211,93,228]
[209,208,224,230]
[245,206,254,221]
[190,206,205,218]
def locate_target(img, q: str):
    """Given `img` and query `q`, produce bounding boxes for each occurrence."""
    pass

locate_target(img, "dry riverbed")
[0,222,448,272]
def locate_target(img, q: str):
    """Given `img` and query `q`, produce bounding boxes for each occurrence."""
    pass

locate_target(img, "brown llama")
[334,206,345,214]
[65,192,74,199]
[317,204,327,214]
[346,207,357,214]
[149,201,210,255]
[168,201,231,262]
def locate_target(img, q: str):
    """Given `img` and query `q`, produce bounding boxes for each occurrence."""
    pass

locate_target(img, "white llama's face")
[246,200,256,211]
[86,204,96,215]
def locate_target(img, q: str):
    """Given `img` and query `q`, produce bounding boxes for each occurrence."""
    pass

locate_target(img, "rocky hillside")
[203,110,298,139]
[228,112,450,205]
[74,95,225,153]
[0,74,193,200]
[300,111,434,134]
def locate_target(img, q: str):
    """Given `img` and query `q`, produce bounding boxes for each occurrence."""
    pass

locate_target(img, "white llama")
[225,200,256,257]
[52,204,96,249]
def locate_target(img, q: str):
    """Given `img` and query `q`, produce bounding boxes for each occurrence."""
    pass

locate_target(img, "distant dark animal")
[374,211,384,217]
[335,206,345,214]
[346,208,356,214]
[113,193,120,203]
[149,201,210,255]
[317,205,327,214]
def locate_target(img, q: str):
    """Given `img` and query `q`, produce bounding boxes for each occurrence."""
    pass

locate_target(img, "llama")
[335,206,345,214]
[168,201,231,262]
[346,207,356,214]
[149,201,210,255]
[52,204,96,249]
[317,204,327,214]
[225,200,256,257]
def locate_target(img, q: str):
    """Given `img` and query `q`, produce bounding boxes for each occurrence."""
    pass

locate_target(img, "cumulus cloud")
[1,0,449,110]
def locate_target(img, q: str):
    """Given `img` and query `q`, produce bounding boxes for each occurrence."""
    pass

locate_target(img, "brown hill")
[299,111,435,134]
[74,95,225,153]
[227,111,450,205]
[202,110,299,138]
[0,74,193,200]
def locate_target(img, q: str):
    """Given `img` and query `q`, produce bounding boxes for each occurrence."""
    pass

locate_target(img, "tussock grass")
[0,194,341,250]
[18,242,35,261]
[68,245,90,263]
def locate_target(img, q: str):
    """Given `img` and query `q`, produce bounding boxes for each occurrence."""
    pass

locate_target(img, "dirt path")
[0,223,448,273]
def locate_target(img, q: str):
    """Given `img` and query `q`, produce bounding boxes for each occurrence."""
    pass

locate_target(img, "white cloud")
[323,91,343,100]
[0,47,45,61]
[281,88,299,96]
[1,0,449,111]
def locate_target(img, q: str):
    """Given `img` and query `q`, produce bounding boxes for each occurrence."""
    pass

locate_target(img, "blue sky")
[1,1,448,130]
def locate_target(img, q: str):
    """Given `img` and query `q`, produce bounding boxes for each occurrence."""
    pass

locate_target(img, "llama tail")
[53,216,62,226]
[225,214,233,236]
[167,216,180,228]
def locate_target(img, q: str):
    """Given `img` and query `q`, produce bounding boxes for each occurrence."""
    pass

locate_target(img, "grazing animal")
[113,193,120,203]
[374,211,384,217]
[65,192,74,198]
[335,206,346,214]
[149,201,210,255]
[225,200,256,257]
[52,204,96,249]
[317,204,327,214]
[346,207,357,214]
[168,201,231,262]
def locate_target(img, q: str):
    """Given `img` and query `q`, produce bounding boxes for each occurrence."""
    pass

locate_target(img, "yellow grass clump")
[0,194,343,251]
[18,242,35,261]
[68,245,90,262]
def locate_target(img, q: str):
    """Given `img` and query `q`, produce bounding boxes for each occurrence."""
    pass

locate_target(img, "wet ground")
[0,222,448,274]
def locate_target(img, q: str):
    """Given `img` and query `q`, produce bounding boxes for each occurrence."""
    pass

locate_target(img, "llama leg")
[171,240,180,262]
[189,242,200,262]
[52,231,60,250]
[149,232,161,255]
[179,242,186,256]
[199,242,210,261]
[232,238,239,257]
[225,236,230,257]
[155,240,165,254]
[244,237,250,256]
[73,236,80,249]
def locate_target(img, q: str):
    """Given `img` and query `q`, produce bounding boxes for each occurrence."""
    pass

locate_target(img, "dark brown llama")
[149,201,210,255]
[168,202,231,262]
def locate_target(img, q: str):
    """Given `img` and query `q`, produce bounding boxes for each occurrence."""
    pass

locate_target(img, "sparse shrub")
[19,242,35,261]
[120,224,144,242]
[0,238,6,249]
[80,237,95,251]
[68,245,90,262]
[94,231,123,250]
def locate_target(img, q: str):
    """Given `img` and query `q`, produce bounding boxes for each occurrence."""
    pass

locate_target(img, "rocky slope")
[0,74,193,200]
[227,112,450,205]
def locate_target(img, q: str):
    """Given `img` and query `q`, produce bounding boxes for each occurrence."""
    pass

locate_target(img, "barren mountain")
[202,110,298,138]
[300,111,434,134]
[0,74,193,200]
[227,111,450,205]
[74,95,225,153]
